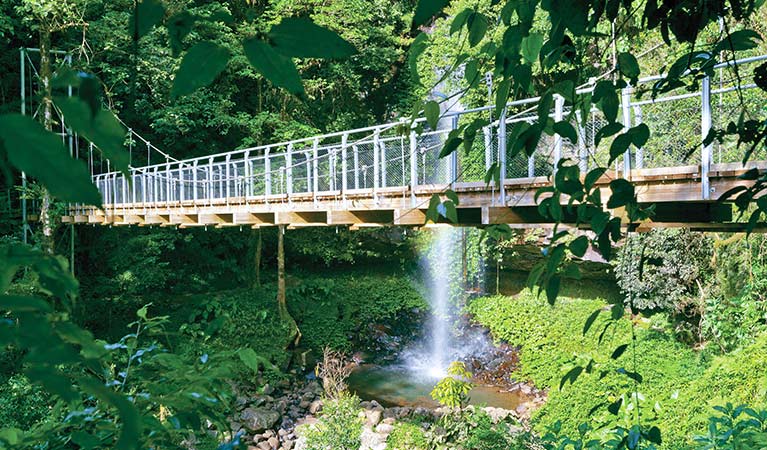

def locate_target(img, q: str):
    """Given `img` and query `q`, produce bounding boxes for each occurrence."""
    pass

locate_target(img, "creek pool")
[347,364,531,410]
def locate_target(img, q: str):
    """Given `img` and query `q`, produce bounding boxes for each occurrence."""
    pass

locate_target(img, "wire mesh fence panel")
[316,147,333,192]
[291,151,310,194]
[355,141,376,190]
[634,96,701,168]
[384,136,410,188]
[416,130,450,184]
[711,69,765,164]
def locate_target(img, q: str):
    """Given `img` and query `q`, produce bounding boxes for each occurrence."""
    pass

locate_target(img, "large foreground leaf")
[171,41,231,98]
[242,38,304,95]
[0,114,101,205]
[269,18,357,59]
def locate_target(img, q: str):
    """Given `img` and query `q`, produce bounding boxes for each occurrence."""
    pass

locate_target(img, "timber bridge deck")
[62,56,767,231]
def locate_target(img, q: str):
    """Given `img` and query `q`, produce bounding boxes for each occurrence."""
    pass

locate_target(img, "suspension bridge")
[46,54,766,231]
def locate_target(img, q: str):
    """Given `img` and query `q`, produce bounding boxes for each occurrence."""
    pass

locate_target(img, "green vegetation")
[299,393,364,450]
[468,287,767,448]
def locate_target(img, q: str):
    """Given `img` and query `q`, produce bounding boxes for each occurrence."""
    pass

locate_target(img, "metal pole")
[701,75,712,200]
[312,138,319,201]
[497,107,507,205]
[244,150,251,198]
[286,143,293,196]
[264,149,272,196]
[193,161,198,203]
[633,105,644,169]
[341,133,348,203]
[353,144,360,189]
[409,129,417,207]
[553,94,564,171]
[373,129,380,200]
[450,115,459,186]
[575,111,588,174]
[380,139,387,188]
[621,86,632,176]
[483,126,492,172]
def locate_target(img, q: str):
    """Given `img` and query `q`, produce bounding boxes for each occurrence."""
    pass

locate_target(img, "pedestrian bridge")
[64,56,767,231]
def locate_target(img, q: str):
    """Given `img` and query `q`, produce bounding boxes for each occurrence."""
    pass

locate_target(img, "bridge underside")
[63,163,766,232]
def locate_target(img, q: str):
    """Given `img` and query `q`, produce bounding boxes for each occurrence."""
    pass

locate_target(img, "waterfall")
[402,227,488,380]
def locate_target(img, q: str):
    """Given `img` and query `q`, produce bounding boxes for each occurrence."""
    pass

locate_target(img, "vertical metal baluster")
[341,133,348,204]
[621,86,633,177]
[265,148,272,197]
[701,75,712,200]
[409,128,417,207]
[286,143,293,197]
[497,107,507,205]
[373,129,380,202]
[553,94,564,172]
[353,144,360,189]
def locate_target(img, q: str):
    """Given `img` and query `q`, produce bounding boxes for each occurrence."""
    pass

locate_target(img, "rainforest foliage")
[1,0,767,448]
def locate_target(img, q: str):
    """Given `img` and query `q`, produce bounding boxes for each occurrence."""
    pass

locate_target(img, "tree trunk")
[38,29,55,254]
[252,227,262,288]
[277,225,301,348]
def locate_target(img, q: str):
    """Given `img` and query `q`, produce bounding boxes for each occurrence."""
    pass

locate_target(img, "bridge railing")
[82,54,766,213]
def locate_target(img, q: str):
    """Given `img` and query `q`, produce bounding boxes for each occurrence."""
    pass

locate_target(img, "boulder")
[365,409,383,427]
[309,400,323,415]
[241,408,281,433]
[267,437,280,449]
[375,423,394,434]
[359,428,387,450]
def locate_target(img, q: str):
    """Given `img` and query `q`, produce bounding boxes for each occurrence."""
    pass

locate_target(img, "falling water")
[402,227,489,380]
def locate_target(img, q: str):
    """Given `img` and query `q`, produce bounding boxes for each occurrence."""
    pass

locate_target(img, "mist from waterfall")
[401,227,490,381]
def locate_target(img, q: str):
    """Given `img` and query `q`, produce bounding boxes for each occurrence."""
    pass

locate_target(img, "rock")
[281,441,294,450]
[359,428,387,450]
[263,384,275,395]
[278,429,288,437]
[370,400,382,410]
[306,381,322,395]
[267,437,279,449]
[382,417,395,425]
[298,400,311,410]
[365,409,382,427]
[482,407,511,424]
[375,423,394,434]
[262,430,275,439]
[241,408,281,433]
[256,442,271,450]
[309,399,323,414]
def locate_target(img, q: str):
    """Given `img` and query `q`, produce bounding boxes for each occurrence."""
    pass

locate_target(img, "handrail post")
[409,128,417,207]
[192,160,198,204]
[553,94,564,171]
[633,105,644,169]
[373,129,380,202]
[330,148,337,191]
[483,126,492,171]
[264,148,271,197]
[497,107,507,205]
[621,86,633,177]
[341,133,348,204]
[225,154,231,201]
[244,150,251,198]
[380,139,387,188]
[313,138,319,203]
[575,110,588,174]
[165,161,171,203]
[207,157,213,204]
[701,75,712,200]
[286,143,293,197]
[178,165,184,202]
[353,144,360,189]
[450,115,459,186]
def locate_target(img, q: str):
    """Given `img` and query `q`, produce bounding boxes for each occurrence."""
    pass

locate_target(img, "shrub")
[0,374,52,430]
[387,421,429,450]
[299,393,363,450]
[431,361,473,408]
[613,229,712,312]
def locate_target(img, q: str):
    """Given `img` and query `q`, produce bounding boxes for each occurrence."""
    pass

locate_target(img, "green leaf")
[715,30,762,53]
[611,343,629,359]
[582,308,601,335]
[54,97,129,175]
[467,12,488,47]
[593,81,618,123]
[569,236,589,257]
[609,133,633,163]
[608,397,623,414]
[0,114,101,205]
[647,426,662,444]
[546,274,561,305]
[166,11,195,56]
[409,33,429,85]
[413,0,450,27]
[606,179,634,209]
[243,38,304,95]
[269,18,357,58]
[443,201,458,223]
[425,100,440,130]
[0,295,52,313]
[79,377,142,450]
[559,365,583,390]
[130,0,165,39]
[426,194,441,223]
[594,122,623,147]
[445,189,459,205]
[171,41,230,98]
[628,123,650,147]
[439,135,463,158]
[521,32,544,64]
[584,167,606,190]
[553,121,577,143]
[617,52,640,82]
